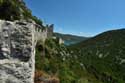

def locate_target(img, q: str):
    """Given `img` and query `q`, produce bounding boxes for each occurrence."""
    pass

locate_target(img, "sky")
[25,0,125,37]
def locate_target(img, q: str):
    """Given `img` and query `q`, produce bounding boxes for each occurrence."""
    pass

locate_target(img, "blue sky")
[25,0,125,37]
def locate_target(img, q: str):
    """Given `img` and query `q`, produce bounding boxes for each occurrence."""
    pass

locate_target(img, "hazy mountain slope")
[54,32,89,45]
[69,29,125,83]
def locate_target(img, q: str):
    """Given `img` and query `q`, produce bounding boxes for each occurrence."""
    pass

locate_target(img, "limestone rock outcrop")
[0,20,47,83]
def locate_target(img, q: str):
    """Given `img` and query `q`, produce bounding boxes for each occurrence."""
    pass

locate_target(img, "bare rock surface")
[0,20,48,83]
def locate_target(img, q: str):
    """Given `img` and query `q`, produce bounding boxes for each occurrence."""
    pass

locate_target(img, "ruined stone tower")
[46,24,54,38]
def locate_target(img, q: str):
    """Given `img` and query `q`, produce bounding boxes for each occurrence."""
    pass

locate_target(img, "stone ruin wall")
[46,24,54,38]
[0,20,49,83]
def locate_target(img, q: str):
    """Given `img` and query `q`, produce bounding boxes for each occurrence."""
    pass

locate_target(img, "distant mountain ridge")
[69,28,125,83]
[54,32,89,45]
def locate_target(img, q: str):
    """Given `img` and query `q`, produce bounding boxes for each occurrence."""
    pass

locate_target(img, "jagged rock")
[0,20,49,83]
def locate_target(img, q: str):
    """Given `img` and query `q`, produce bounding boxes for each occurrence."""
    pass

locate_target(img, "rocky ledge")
[0,20,36,83]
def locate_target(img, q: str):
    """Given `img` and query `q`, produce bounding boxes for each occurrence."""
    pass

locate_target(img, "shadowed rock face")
[0,21,33,61]
[0,20,47,83]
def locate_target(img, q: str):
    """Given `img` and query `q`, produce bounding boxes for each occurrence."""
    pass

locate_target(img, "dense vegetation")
[69,29,125,83]
[0,0,43,26]
[35,38,103,83]
[35,29,125,83]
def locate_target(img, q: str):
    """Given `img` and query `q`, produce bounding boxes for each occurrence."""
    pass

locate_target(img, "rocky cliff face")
[0,20,47,83]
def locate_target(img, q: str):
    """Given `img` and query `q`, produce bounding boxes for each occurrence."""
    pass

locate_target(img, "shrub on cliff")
[0,0,21,20]
[35,39,84,83]
[0,0,43,26]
